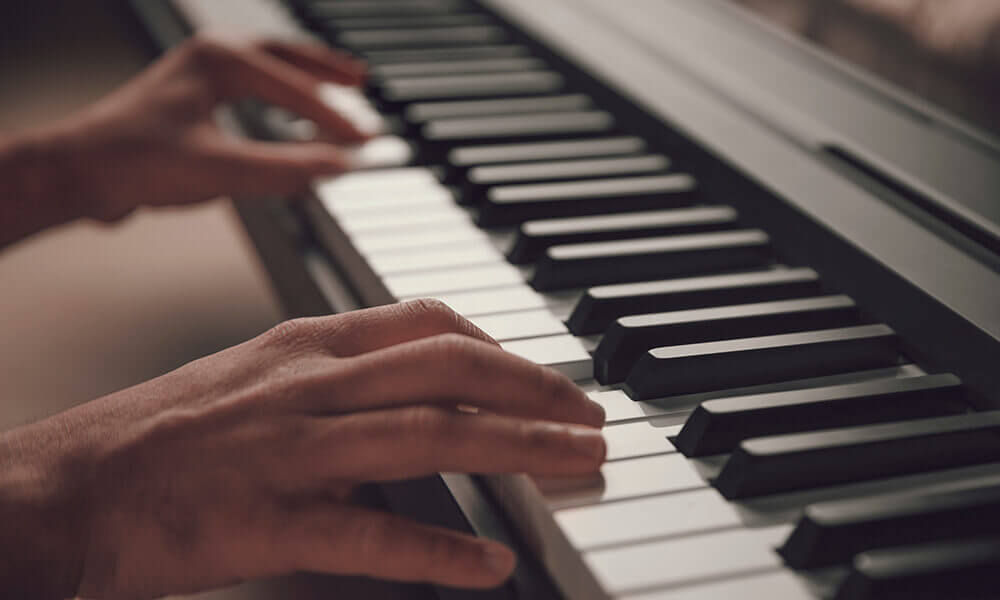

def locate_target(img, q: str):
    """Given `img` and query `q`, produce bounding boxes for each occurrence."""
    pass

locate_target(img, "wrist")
[0,423,92,599]
[0,126,90,247]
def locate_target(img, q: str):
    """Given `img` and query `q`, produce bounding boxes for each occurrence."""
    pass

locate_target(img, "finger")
[309,406,606,481]
[203,139,352,196]
[256,40,367,85]
[274,503,516,589]
[268,299,498,357]
[199,40,369,142]
[311,334,606,427]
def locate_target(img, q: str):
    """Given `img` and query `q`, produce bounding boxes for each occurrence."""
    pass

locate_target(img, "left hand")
[33,35,371,223]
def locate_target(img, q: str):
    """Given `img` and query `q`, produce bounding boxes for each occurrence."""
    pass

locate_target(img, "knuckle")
[184,35,234,63]
[260,317,326,350]
[430,333,486,367]
[353,514,394,563]
[419,533,462,575]
[403,298,459,327]
[402,406,452,440]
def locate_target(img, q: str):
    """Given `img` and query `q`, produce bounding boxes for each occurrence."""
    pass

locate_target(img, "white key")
[368,243,503,275]
[325,186,454,213]
[471,309,567,341]
[538,453,706,509]
[385,264,524,298]
[585,525,792,595]
[555,488,742,550]
[317,167,439,196]
[339,205,471,235]
[318,82,384,136]
[344,135,413,169]
[603,421,681,461]
[502,334,591,380]
[423,285,550,317]
[590,390,685,424]
[355,226,488,254]
[621,571,816,600]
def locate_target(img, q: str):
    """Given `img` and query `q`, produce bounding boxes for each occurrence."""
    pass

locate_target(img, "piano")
[133,0,1000,598]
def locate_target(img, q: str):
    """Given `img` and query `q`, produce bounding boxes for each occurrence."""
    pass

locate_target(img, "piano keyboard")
[209,0,1000,598]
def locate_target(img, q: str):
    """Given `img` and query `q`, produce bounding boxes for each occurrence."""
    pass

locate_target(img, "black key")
[467,154,668,187]
[782,481,1000,569]
[423,110,614,146]
[595,295,860,383]
[675,373,965,457]
[531,229,771,291]
[447,136,647,181]
[372,57,547,79]
[714,410,1000,499]
[308,0,468,18]
[362,45,530,65]
[338,26,508,50]
[406,94,591,124]
[380,71,564,103]
[508,206,738,264]
[477,174,697,226]
[567,267,823,335]
[625,324,898,401]
[325,14,493,31]
[835,538,1000,600]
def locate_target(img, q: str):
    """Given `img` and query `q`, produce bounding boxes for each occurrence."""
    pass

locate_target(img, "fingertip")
[480,542,517,585]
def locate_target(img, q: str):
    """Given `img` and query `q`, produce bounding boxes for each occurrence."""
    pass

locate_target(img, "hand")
[0,300,606,599]
[0,35,370,246]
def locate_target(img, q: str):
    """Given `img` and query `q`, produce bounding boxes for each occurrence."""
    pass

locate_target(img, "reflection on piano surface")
[235,0,1000,598]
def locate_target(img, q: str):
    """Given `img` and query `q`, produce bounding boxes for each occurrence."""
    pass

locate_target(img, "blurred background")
[0,1,282,433]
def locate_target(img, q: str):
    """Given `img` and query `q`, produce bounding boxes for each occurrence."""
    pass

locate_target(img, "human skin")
[0,35,370,248]
[0,37,608,598]
[0,299,606,599]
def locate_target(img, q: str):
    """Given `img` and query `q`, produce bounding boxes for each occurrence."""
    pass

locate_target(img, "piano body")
[131,1,1000,598]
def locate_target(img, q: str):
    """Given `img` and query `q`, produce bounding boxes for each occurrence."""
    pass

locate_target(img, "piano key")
[406,94,591,123]
[602,421,680,461]
[584,525,792,595]
[478,174,698,226]
[538,453,707,509]
[338,26,507,50]
[467,154,668,187]
[380,71,565,103]
[531,230,771,291]
[834,538,1000,600]
[714,410,1000,499]
[308,0,469,18]
[625,324,898,401]
[366,242,503,275]
[423,110,615,144]
[555,487,741,550]
[353,225,488,254]
[337,205,471,235]
[323,188,455,216]
[448,136,647,167]
[372,57,547,78]
[317,82,386,136]
[342,135,415,170]
[675,373,965,457]
[325,14,493,31]
[508,206,738,264]
[317,167,441,195]
[595,295,859,383]
[384,263,524,297]
[594,365,927,425]
[622,571,816,600]
[567,267,822,335]
[419,285,554,317]
[781,483,1000,569]
[501,334,592,381]
[469,309,567,341]
[361,44,530,65]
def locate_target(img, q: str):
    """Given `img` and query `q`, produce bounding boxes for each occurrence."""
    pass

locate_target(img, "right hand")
[0,300,605,599]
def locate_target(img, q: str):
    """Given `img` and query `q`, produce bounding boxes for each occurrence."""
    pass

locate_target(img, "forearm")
[0,128,87,249]
[0,423,88,599]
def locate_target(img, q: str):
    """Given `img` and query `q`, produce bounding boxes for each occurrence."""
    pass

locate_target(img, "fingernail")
[482,544,515,576]
[567,426,606,461]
